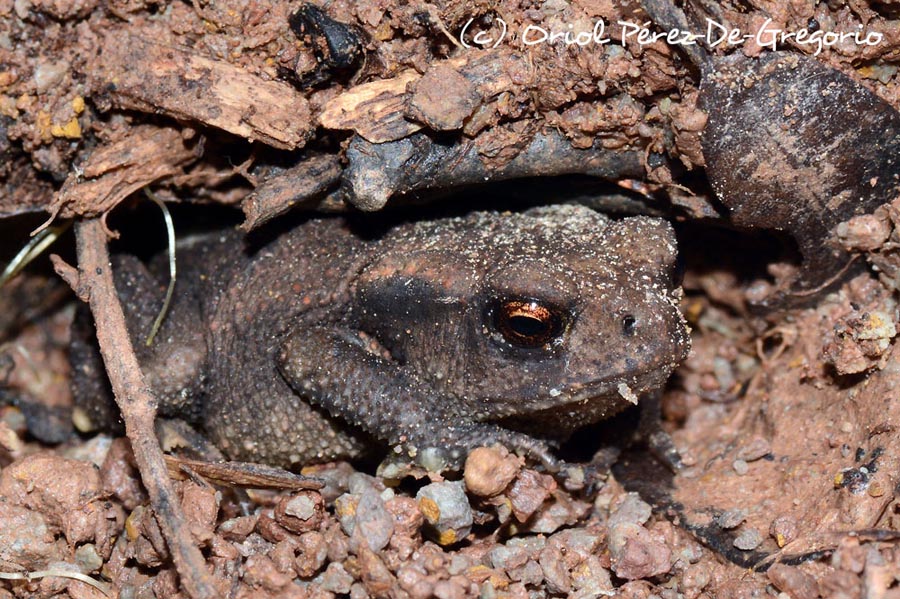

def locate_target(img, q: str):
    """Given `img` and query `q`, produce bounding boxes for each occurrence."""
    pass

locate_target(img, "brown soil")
[3,0,900,597]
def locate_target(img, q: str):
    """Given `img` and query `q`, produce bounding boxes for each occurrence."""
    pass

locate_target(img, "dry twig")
[51,219,216,599]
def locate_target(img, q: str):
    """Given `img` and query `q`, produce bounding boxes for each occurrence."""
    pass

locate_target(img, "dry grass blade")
[0,221,71,288]
[0,568,111,596]
[144,189,177,346]
[164,455,324,490]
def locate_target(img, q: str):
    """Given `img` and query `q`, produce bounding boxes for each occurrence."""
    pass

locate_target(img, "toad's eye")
[494,299,566,348]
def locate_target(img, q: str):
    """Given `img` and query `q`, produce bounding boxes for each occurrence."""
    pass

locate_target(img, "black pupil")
[508,315,549,338]
[494,299,563,348]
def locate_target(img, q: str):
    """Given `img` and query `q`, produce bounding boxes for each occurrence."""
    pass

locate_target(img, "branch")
[53,218,216,599]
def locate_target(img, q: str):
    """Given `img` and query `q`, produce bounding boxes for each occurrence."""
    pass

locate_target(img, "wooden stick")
[52,218,216,599]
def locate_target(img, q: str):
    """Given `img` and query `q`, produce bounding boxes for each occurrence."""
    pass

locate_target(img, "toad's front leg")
[277,325,559,472]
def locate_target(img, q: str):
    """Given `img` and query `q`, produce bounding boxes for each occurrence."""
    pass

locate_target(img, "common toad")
[71,205,690,470]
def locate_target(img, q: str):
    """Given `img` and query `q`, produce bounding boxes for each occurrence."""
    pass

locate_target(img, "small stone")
[275,490,325,533]
[347,472,384,496]
[610,530,673,580]
[218,515,258,541]
[324,523,350,563]
[256,512,297,544]
[181,481,219,546]
[397,564,434,599]
[538,545,571,594]
[433,578,468,599]
[570,555,614,597]
[507,469,556,522]
[837,212,891,252]
[447,554,472,576]
[732,459,749,475]
[416,481,473,546]
[243,554,292,592]
[334,493,359,537]
[33,60,68,93]
[519,485,591,534]
[547,529,600,569]
[491,537,542,574]
[385,495,424,538]
[358,546,395,597]
[0,504,62,568]
[464,446,521,497]
[767,563,819,599]
[736,436,771,462]
[770,515,798,548]
[74,543,102,573]
[318,562,354,594]
[607,494,671,580]
[715,509,746,530]
[270,539,297,574]
[407,64,481,131]
[608,494,652,530]
[295,531,328,578]
[354,489,395,552]
[733,528,763,551]
[350,583,369,599]
[682,562,711,593]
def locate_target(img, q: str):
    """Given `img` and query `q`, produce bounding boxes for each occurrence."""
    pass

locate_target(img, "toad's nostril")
[622,315,637,336]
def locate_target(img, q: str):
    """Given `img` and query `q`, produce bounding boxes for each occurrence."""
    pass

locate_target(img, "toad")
[71,205,690,470]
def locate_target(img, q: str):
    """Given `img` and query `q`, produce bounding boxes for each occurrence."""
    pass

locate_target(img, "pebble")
[348,472,384,496]
[539,544,571,594]
[397,564,434,599]
[353,489,395,552]
[607,494,672,580]
[770,515,798,547]
[608,493,652,530]
[736,436,772,462]
[385,496,424,538]
[242,554,293,592]
[547,529,600,568]
[733,527,763,551]
[507,469,556,522]
[358,545,395,597]
[715,509,746,530]
[523,492,591,534]
[570,555,614,597]
[218,515,258,542]
[417,481,473,545]
[33,60,69,93]
[324,523,350,563]
[295,531,328,578]
[334,493,359,537]
[433,578,468,599]
[767,563,819,599]
[275,490,325,533]
[74,543,102,573]
[0,503,61,568]
[318,562,354,594]
[732,459,749,475]
[464,446,522,497]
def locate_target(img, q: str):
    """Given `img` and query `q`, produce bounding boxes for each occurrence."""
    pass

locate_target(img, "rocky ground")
[3,0,900,597]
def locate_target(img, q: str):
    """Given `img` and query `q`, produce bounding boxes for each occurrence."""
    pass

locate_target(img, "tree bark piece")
[319,70,422,143]
[240,154,343,231]
[51,219,217,599]
[48,125,199,221]
[92,32,313,150]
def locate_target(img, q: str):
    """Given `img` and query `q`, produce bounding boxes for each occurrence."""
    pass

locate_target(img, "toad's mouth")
[493,361,679,423]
